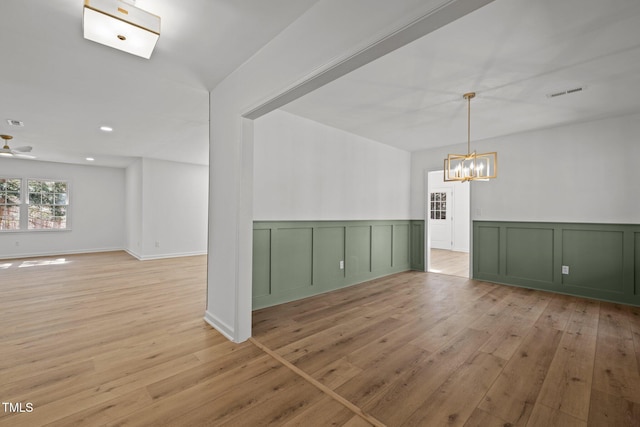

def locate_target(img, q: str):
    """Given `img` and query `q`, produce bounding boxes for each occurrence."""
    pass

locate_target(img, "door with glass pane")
[429,189,452,250]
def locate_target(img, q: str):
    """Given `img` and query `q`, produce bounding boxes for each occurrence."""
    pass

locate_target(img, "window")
[0,178,69,231]
[28,180,68,229]
[430,192,447,220]
[0,178,21,230]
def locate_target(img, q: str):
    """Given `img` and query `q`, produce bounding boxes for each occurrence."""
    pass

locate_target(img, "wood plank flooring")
[429,249,469,278]
[1,251,640,426]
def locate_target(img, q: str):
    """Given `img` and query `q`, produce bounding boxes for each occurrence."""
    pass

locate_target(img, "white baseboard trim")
[1,248,207,262]
[204,310,239,342]
[133,251,207,261]
[0,247,124,261]
[125,249,143,260]
[451,248,470,253]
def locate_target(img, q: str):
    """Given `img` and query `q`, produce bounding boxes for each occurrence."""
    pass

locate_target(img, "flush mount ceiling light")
[100,126,113,132]
[444,92,497,182]
[83,0,160,59]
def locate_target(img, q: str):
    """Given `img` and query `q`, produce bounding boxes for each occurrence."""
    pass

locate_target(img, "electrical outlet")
[562,265,569,275]
[155,241,160,248]
[339,260,344,270]
[15,241,19,247]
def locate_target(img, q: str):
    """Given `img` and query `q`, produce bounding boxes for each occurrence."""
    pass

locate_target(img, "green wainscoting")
[253,220,424,309]
[473,221,640,306]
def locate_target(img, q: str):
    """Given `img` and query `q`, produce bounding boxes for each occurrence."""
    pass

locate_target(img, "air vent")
[6,119,24,127]
[546,86,586,98]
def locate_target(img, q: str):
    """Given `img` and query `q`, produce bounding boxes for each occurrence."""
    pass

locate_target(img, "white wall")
[0,158,125,259]
[411,112,640,224]
[125,159,143,257]
[0,156,207,261]
[126,158,208,260]
[254,109,410,221]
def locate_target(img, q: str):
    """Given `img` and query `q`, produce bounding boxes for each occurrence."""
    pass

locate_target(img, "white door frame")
[424,169,473,276]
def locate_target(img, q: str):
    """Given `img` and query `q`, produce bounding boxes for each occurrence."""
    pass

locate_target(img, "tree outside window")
[0,178,21,230]
[28,180,68,229]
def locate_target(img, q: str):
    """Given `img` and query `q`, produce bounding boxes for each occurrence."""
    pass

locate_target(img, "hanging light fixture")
[444,92,497,182]
[83,0,161,59]
[0,135,35,159]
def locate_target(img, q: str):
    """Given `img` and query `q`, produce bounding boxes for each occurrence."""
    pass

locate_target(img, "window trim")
[0,177,72,232]
[0,177,22,231]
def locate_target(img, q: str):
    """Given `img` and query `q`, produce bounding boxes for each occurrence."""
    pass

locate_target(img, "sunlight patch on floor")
[19,258,70,268]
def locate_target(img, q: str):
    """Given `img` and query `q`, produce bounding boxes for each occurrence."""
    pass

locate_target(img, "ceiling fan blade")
[13,146,33,153]
[13,152,36,159]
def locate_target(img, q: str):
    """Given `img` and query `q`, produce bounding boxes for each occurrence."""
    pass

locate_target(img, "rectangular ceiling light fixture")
[83,0,160,59]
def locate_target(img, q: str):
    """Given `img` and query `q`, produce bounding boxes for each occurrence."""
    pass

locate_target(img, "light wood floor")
[429,249,470,278]
[1,252,639,426]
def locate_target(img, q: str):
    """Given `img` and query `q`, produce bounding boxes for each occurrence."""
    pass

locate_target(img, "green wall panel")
[371,225,393,272]
[372,225,392,272]
[346,226,372,279]
[506,227,554,283]
[253,220,424,309]
[562,230,624,293]
[252,229,272,298]
[274,228,313,291]
[393,224,410,268]
[314,227,345,286]
[410,221,425,271]
[474,221,640,306]
[476,225,500,276]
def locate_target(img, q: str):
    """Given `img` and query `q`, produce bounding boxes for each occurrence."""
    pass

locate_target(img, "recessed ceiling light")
[86,157,95,161]
[100,126,113,132]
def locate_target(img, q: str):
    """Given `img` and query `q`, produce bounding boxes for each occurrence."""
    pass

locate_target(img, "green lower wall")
[253,220,424,309]
[473,221,640,306]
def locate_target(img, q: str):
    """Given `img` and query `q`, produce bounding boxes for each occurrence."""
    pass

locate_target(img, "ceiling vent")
[6,119,24,127]
[546,86,586,98]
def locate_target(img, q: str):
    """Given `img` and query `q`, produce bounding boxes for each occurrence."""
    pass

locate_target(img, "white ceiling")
[0,0,319,167]
[2,0,640,168]
[283,0,640,152]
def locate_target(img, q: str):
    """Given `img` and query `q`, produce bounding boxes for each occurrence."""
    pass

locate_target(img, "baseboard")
[0,247,124,261]
[130,251,207,261]
[1,248,207,262]
[451,248,470,253]
[125,249,143,260]
[204,310,239,342]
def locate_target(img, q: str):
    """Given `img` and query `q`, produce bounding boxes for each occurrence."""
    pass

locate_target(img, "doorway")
[427,170,470,278]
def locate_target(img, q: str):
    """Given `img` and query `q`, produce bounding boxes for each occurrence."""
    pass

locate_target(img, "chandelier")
[444,92,497,182]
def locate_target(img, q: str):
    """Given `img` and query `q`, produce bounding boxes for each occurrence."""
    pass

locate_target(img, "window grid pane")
[0,206,20,230]
[27,179,68,230]
[1,178,21,230]
[428,192,447,221]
